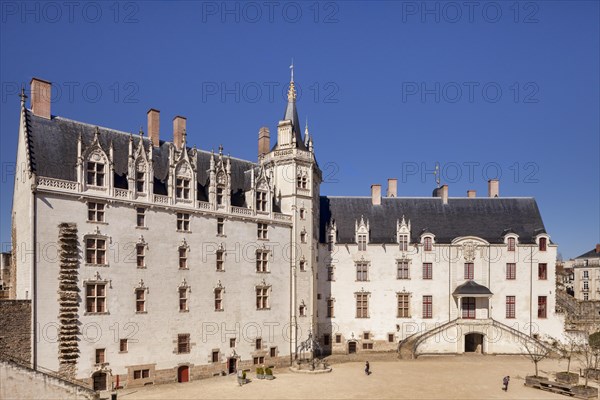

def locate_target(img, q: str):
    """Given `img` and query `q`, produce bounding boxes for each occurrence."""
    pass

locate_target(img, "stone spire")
[282,61,306,150]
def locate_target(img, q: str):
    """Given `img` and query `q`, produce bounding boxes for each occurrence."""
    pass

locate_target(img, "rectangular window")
[135,289,145,313]
[424,237,432,251]
[256,250,269,272]
[176,178,190,199]
[136,171,145,193]
[119,339,128,353]
[230,338,236,348]
[397,293,410,318]
[399,235,408,252]
[362,343,373,350]
[397,261,409,279]
[136,207,145,227]
[215,289,223,311]
[327,234,334,251]
[216,250,224,271]
[584,281,589,290]
[253,356,265,365]
[461,297,475,319]
[256,191,267,212]
[356,293,369,318]
[363,332,370,340]
[216,187,224,205]
[538,263,547,280]
[86,162,105,186]
[464,263,474,280]
[257,223,268,240]
[86,283,106,313]
[584,270,589,279]
[584,293,589,300]
[356,262,368,281]
[300,231,307,243]
[95,348,105,364]
[539,238,547,251]
[422,295,433,319]
[136,244,145,268]
[255,338,262,350]
[327,266,334,281]
[506,263,516,280]
[179,288,188,312]
[538,296,547,318]
[506,296,516,319]
[322,334,330,347]
[212,351,219,363]
[86,238,106,265]
[507,237,515,251]
[388,334,395,343]
[422,263,432,280]
[327,298,334,318]
[299,260,306,272]
[358,234,367,251]
[217,218,224,235]
[177,213,190,232]
[335,334,342,344]
[177,334,190,354]
[179,247,188,269]
[133,370,141,380]
[87,202,105,222]
[256,287,269,310]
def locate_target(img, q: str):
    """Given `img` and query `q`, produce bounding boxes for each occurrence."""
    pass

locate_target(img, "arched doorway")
[464,333,484,353]
[348,341,357,354]
[92,372,107,391]
[177,365,189,383]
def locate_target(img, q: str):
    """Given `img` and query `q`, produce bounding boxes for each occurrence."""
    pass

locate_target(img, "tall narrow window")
[179,288,188,312]
[299,208,306,219]
[507,237,515,251]
[257,223,268,240]
[135,289,146,313]
[256,287,269,309]
[177,213,190,232]
[327,234,334,251]
[358,235,367,251]
[256,250,269,272]
[217,218,224,235]
[136,244,145,268]
[464,263,474,280]
[506,296,516,318]
[136,207,145,227]
[397,261,409,279]
[327,298,334,318]
[422,263,432,280]
[300,231,307,243]
[230,338,236,348]
[356,262,368,281]
[461,297,475,319]
[537,296,547,318]
[136,171,145,193]
[216,187,224,205]
[215,288,223,311]
[424,237,432,251]
[176,178,190,199]
[95,349,105,364]
[299,305,306,317]
[87,202,105,222]
[327,266,334,281]
[256,191,267,212]
[216,250,224,271]
[255,338,262,350]
[422,295,433,319]
[119,339,128,353]
[299,260,306,272]
[212,351,220,363]
[397,293,410,318]
[86,283,106,313]
[356,293,369,318]
[87,162,105,186]
[179,246,188,269]
[539,238,547,251]
[86,238,106,265]
[177,334,190,354]
[399,235,408,252]
[538,263,547,280]
[506,263,516,280]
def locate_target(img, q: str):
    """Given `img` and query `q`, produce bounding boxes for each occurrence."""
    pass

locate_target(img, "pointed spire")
[218,144,223,156]
[19,86,27,107]
[139,126,144,137]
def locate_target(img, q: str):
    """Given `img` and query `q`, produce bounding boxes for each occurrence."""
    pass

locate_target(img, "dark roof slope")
[453,280,493,296]
[576,248,600,259]
[26,110,257,205]
[319,196,547,244]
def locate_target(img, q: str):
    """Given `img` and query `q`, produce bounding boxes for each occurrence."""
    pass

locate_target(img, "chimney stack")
[439,185,448,204]
[173,116,187,150]
[147,109,160,147]
[387,178,397,197]
[30,78,51,119]
[371,184,381,206]
[596,244,600,254]
[467,190,476,198]
[258,127,270,157]
[488,179,499,198]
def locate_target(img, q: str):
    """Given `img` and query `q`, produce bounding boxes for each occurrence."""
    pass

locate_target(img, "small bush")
[256,367,264,375]
[265,368,273,375]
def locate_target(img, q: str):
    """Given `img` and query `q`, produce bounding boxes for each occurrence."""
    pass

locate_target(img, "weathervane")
[434,162,441,188]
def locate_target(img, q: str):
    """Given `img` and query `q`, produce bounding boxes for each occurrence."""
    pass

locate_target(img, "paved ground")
[115,355,595,399]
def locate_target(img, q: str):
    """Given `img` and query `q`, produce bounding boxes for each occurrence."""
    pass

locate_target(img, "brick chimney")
[258,127,270,157]
[596,244,600,254]
[147,109,160,147]
[488,179,499,198]
[173,116,187,150]
[467,190,476,198]
[438,184,448,204]
[387,178,397,197]
[371,184,381,206]
[30,78,51,119]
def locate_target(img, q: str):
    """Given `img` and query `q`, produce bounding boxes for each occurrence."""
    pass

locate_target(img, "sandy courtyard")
[114,355,595,400]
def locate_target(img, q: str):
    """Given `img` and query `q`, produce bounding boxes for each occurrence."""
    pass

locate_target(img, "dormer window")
[507,237,516,252]
[176,178,190,199]
[136,171,145,193]
[539,238,547,252]
[297,173,308,189]
[399,235,409,252]
[216,187,224,205]
[358,234,367,251]
[86,162,105,187]
[256,191,267,212]
[424,237,433,252]
[328,234,334,251]
[300,208,306,219]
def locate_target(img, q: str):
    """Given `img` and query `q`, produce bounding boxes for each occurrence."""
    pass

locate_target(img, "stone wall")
[0,361,98,400]
[0,300,31,362]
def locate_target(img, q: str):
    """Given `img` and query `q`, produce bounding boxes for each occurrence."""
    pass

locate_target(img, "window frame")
[355,292,369,318]
[506,296,516,319]
[422,295,433,319]
[85,282,107,314]
[422,262,432,280]
[397,293,411,318]
[87,202,105,222]
[506,263,516,280]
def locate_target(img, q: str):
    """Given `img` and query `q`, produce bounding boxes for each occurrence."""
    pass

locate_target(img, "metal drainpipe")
[32,187,37,369]
[448,244,451,320]
[488,244,491,319]
[530,246,533,336]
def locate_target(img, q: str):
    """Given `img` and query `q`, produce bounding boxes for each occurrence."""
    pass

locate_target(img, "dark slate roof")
[576,248,600,259]
[453,280,493,296]
[320,196,547,244]
[25,110,257,206]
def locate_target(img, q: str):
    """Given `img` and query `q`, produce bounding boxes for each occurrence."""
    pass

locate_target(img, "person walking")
[503,376,510,391]
[365,361,370,376]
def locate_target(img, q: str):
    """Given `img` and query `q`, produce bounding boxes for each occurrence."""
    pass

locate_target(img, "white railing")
[114,188,129,198]
[154,194,169,204]
[37,177,78,191]
[574,259,600,267]
[198,201,211,210]
[274,213,292,222]
[232,206,252,216]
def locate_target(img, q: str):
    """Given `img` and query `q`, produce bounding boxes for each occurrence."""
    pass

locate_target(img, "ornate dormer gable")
[209,145,232,210]
[534,229,551,252]
[326,218,337,246]
[172,139,196,204]
[78,127,112,191]
[502,229,520,251]
[355,215,370,247]
[129,129,153,197]
[296,167,309,190]
[396,215,411,248]
[252,164,273,214]
[420,229,435,251]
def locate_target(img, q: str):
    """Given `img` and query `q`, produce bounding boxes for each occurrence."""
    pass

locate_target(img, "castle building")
[9,73,563,390]
[568,245,600,301]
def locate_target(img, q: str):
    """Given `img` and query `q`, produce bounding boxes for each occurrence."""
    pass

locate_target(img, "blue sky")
[0,1,598,259]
